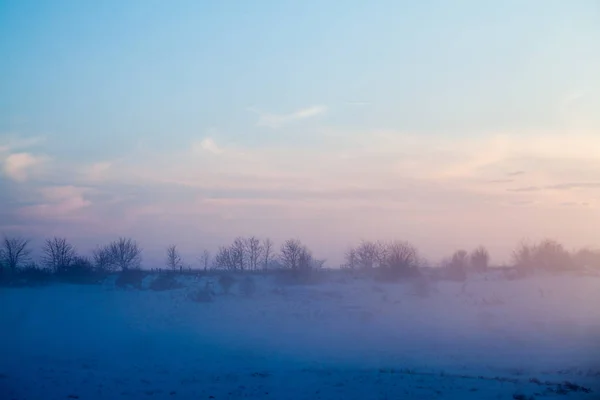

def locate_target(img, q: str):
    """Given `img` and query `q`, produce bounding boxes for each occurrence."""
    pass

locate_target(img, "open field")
[1,271,599,399]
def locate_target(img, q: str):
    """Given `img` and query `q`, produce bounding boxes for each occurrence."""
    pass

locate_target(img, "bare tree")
[512,240,535,271]
[200,249,211,271]
[534,239,573,270]
[343,246,358,269]
[214,245,234,270]
[280,239,304,270]
[42,237,77,273]
[443,249,468,281]
[93,245,116,272]
[573,247,600,269]
[245,236,263,271]
[470,246,489,272]
[1,236,32,272]
[107,237,142,271]
[166,245,183,272]
[355,240,379,269]
[449,249,469,269]
[382,240,420,278]
[230,237,246,271]
[374,241,388,268]
[262,238,274,270]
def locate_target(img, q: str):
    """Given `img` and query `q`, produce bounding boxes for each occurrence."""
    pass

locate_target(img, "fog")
[1,269,599,399]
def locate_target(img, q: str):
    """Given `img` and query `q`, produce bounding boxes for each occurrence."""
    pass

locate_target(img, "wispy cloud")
[192,137,223,155]
[507,186,541,192]
[507,170,525,176]
[508,182,600,192]
[547,182,600,190]
[18,185,92,219]
[487,179,514,184]
[4,129,600,263]
[0,135,45,153]
[2,152,47,182]
[345,101,370,106]
[251,105,327,129]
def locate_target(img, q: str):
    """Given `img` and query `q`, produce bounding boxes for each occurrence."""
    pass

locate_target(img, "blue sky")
[1,0,599,265]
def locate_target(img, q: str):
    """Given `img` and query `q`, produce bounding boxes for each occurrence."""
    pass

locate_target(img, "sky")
[1,0,599,266]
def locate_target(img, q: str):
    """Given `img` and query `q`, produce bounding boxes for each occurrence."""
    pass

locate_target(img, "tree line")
[1,234,599,285]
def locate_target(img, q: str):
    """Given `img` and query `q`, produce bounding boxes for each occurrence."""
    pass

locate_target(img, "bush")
[115,268,146,289]
[239,276,257,297]
[14,263,53,286]
[278,239,325,284]
[96,238,142,272]
[188,282,214,303]
[55,256,103,284]
[573,248,600,270]
[149,272,183,291]
[470,246,489,272]
[512,239,573,274]
[413,275,434,297]
[377,241,420,281]
[218,274,236,294]
[444,250,468,281]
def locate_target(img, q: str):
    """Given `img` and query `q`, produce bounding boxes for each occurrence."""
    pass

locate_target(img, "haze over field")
[1,1,600,265]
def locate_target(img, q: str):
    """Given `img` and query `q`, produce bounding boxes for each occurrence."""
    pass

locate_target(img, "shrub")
[188,282,214,303]
[413,274,434,297]
[56,256,103,284]
[470,246,489,272]
[239,276,257,297]
[92,238,143,272]
[278,239,325,284]
[573,248,600,270]
[149,272,183,291]
[534,239,573,271]
[444,250,468,281]
[378,241,420,281]
[115,268,146,289]
[218,274,236,294]
[93,245,117,273]
[15,263,53,286]
[512,239,573,274]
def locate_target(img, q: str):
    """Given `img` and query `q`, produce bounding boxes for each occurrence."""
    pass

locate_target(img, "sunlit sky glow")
[1,0,599,265]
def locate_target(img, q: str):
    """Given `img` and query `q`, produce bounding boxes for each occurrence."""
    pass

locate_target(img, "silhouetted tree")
[512,239,572,273]
[279,239,323,283]
[534,239,573,270]
[470,246,490,272]
[200,249,211,271]
[107,237,142,271]
[214,245,234,270]
[93,245,116,272]
[245,236,263,271]
[231,237,246,271]
[343,246,358,269]
[381,240,420,279]
[512,240,535,272]
[1,236,31,272]
[262,238,274,270]
[356,240,379,269]
[166,244,183,272]
[42,237,77,273]
[573,248,600,269]
[445,249,468,281]
[280,239,304,270]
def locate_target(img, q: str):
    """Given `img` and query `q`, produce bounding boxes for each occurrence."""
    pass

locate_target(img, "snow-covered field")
[1,271,599,399]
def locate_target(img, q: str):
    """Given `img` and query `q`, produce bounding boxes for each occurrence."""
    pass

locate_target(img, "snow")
[1,270,599,399]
